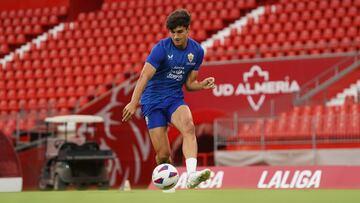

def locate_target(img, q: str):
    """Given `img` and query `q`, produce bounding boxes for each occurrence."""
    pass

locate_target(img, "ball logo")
[213,65,300,111]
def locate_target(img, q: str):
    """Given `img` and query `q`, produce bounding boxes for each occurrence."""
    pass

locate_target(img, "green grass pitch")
[1,189,360,203]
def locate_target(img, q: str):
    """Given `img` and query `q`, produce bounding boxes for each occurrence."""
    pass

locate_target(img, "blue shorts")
[141,98,186,129]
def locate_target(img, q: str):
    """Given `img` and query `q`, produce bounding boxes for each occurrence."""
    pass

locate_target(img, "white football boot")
[186,169,211,189]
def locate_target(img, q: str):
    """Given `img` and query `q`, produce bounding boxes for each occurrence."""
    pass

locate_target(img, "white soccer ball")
[152,163,179,190]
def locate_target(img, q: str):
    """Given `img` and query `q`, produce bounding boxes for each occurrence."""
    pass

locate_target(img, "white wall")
[0,177,22,192]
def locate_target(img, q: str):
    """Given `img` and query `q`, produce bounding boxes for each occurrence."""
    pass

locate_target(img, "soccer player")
[122,9,215,189]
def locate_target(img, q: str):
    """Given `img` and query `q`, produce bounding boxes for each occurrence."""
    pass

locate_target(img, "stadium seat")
[75,86,86,97]
[1,0,359,141]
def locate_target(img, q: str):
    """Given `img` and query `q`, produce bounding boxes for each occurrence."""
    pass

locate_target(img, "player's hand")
[201,77,215,89]
[122,102,137,122]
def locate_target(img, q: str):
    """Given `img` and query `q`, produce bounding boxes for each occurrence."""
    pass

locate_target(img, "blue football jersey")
[140,37,204,105]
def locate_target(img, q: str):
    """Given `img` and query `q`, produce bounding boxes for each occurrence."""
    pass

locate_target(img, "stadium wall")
[215,149,360,166]
[148,166,360,189]
[186,55,351,117]
[0,133,22,192]
[17,146,46,190]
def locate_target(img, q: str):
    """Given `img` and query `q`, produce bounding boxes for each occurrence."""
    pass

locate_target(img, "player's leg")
[170,104,211,188]
[145,109,172,164]
[170,105,197,160]
[149,126,172,164]
[170,105,211,188]
[149,126,176,193]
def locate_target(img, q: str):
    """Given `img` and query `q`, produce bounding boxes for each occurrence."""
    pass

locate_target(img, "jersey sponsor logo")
[167,66,185,81]
[213,65,300,111]
[257,170,322,189]
[175,170,224,189]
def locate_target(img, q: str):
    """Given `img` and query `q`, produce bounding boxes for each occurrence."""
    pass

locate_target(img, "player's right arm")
[122,41,165,122]
[122,63,156,122]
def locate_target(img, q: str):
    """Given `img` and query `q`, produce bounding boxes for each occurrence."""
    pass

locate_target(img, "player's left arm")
[185,70,215,91]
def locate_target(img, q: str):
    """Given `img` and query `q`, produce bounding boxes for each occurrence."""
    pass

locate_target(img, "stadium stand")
[205,0,360,60]
[0,0,259,137]
[0,6,67,57]
[0,0,359,149]
[226,98,360,145]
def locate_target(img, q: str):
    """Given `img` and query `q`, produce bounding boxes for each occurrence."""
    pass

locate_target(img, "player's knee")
[156,148,170,159]
[156,153,171,164]
[182,120,195,136]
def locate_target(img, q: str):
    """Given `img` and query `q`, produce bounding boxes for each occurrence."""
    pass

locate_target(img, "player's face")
[169,26,189,49]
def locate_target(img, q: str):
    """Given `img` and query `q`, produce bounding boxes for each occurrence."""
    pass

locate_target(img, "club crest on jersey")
[187,53,194,63]
[186,53,196,66]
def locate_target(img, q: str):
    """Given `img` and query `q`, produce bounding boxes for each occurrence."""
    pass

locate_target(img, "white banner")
[215,149,360,166]
[0,177,22,192]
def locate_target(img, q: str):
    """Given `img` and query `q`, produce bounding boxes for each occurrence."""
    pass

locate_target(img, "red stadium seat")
[96,85,107,96]
[266,14,277,24]
[323,9,334,19]
[288,31,298,43]
[276,33,286,43]
[0,44,9,54]
[27,99,37,109]
[74,76,84,86]
[56,87,66,97]
[57,98,68,108]
[66,87,76,97]
[86,85,96,96]
[0,101,8,112]
[348,6,359,17]
[67,97,77,107]
[341,0,352,7]
[334,28,346,39]
[329,0,340,8]
[95,75,105,85]
[5,80,16,91]
[323,28,333,40]
[311,29,322,41]
[76,86,86,97]
[317,19,328,30]
[347,27,358,38]
[46,87,56,99]
[335,7,346,18]
[38,98,48,109]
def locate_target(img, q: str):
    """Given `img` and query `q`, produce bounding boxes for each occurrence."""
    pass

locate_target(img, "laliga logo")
[258,170,322,189]
[213,65,300,111]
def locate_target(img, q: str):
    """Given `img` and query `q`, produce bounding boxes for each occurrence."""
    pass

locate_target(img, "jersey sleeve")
[193,46,204,71]
[146,42,166,69]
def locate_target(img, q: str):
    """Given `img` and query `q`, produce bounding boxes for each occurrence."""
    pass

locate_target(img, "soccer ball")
[152,163,179,190]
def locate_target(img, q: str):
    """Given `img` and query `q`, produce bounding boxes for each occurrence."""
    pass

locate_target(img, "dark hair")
[166,9,191,31]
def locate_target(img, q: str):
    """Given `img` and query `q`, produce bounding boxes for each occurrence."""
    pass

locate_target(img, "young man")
[122,9,215,189]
